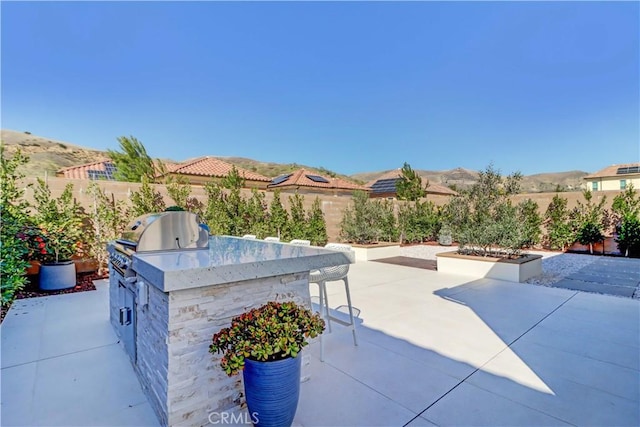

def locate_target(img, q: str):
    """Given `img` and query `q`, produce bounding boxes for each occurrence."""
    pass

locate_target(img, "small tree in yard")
[518,199,542,248]
[397,200,440,243]
[202,182,231,235]
[286,194,307,241]
[108,136,158,183]
[130,176,166,216]
[575,189,606,254]
[306,198,328,246]
[268,190,289,239]
[245,189,269,238]
[86,183,130,274]
[612,184,640,257]
[339,190,383,244]
[396,162,427,201]
[447,164,528,257]
[543,194,574,251]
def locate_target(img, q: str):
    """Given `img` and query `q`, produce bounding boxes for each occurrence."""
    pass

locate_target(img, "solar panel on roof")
[617,166,639,175]
[370,178,399,194]
[305,174,329,183]
[270,173,292,185]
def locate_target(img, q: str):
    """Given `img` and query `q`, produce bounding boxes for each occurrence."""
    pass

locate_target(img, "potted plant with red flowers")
[210,301,325,427]
[31,179,85,290]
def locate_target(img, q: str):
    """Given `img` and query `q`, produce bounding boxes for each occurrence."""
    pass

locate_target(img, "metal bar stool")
[309,243,357,361]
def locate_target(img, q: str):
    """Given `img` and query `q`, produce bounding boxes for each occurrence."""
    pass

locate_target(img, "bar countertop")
[131,236,354,292]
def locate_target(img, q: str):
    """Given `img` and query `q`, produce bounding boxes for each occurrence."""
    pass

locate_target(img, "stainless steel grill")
[108,211,209,275]
[108,211,209,364]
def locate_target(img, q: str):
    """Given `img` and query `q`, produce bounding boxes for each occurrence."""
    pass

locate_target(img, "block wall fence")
[18,176,623,242]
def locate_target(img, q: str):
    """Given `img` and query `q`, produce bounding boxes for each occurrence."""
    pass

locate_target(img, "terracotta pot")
[26,260,41,275]
[73,258,99,274]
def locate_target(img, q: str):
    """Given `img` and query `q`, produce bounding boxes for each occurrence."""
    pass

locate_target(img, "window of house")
[592,182,598,191]
[620,179,627,190]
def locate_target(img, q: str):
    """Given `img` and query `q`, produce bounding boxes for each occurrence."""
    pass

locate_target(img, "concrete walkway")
[2,262,639,426]
[551,256,640,298]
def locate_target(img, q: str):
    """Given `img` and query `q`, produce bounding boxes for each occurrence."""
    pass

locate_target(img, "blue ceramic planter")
[243,355,301,427]
[39,261,76,291]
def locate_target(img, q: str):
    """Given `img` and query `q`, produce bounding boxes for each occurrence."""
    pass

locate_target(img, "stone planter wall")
[436,251,542,283]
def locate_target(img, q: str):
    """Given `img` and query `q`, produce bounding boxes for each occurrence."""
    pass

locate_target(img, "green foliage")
[616,215,640,257]
[130,176,166,216]
[286,194,306,241]
[86,183,130,273]
[448,164,528,257]
[32,179,84,263]
[210,301,325,376]
[0,145,30,306]
[518,199,542,248]
[165,175,192,209]
[306,198,328,246]
[245,189,269,237]
[574,189,607,254]
[396,162,426,201]
[267,191,289,239]
[108,136,157,183]
[339,191,396,244]
[221,166,245,190]
[378,199,399,242]
[612,184,640,256]
[397,200,440,243]
[543,194,574,251]
[202,182,231,235]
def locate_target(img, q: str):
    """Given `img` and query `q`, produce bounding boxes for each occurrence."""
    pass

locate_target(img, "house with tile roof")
[156,156,271,189]
[56,156,271,189]
[267,169,369,196]
[366,169,458,199]
[56,159,117,180]
[583,163,640,192]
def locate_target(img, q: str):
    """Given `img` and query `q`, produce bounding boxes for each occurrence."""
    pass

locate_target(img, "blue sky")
[2,1,638,176]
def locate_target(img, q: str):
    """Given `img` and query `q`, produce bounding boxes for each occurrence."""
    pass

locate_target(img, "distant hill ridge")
[1,129,587,192]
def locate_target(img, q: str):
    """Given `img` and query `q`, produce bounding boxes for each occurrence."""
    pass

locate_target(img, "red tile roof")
[584,163,640,179]
[366,169,458,196]
[56,159,113,179]
[268,169,369,191]
[162,157,270,182]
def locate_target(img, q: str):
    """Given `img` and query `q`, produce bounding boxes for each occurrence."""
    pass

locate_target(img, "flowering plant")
[209,301,325,376]
[29,179,84,264]
[16,225,49,261]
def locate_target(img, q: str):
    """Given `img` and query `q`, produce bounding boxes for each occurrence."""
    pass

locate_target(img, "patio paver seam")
[1,342,121,370]
[403,291,580,426]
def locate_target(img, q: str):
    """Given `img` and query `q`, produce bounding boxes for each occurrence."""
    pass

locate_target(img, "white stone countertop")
[131,236,355,292]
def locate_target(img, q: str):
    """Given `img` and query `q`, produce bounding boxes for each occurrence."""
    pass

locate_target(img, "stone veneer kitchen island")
[117,236,354,427]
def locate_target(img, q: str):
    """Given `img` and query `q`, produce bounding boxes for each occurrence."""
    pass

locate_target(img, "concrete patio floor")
[2,260,639,426]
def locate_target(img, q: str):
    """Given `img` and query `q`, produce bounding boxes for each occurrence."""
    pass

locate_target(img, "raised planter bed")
[351,242,401,262]
[436,251,542,283]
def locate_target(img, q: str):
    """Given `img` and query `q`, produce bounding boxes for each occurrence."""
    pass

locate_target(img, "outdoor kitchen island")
[109,235,354,427]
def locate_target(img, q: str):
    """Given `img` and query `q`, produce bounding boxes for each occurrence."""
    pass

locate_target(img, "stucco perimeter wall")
[18,177,625,242]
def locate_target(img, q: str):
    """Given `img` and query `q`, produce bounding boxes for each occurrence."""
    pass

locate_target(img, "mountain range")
[1,129,587,192]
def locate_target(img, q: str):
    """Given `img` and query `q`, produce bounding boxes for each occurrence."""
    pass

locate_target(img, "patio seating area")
[2,259,639,426]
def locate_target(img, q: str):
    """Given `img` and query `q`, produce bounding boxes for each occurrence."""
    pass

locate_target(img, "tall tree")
[108,136,157,183]
[396,162,427,201]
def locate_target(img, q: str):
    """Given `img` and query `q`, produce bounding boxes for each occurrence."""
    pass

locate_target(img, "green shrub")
[543,194,574,251]
[448,164,528,257]
[397,200,440,243]
[0,145,31,306]
[339,191,386,244]
[306,198,328,246]
[612,184,640,257]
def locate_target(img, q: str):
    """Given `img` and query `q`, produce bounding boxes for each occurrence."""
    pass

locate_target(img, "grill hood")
[119,211,209,252]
